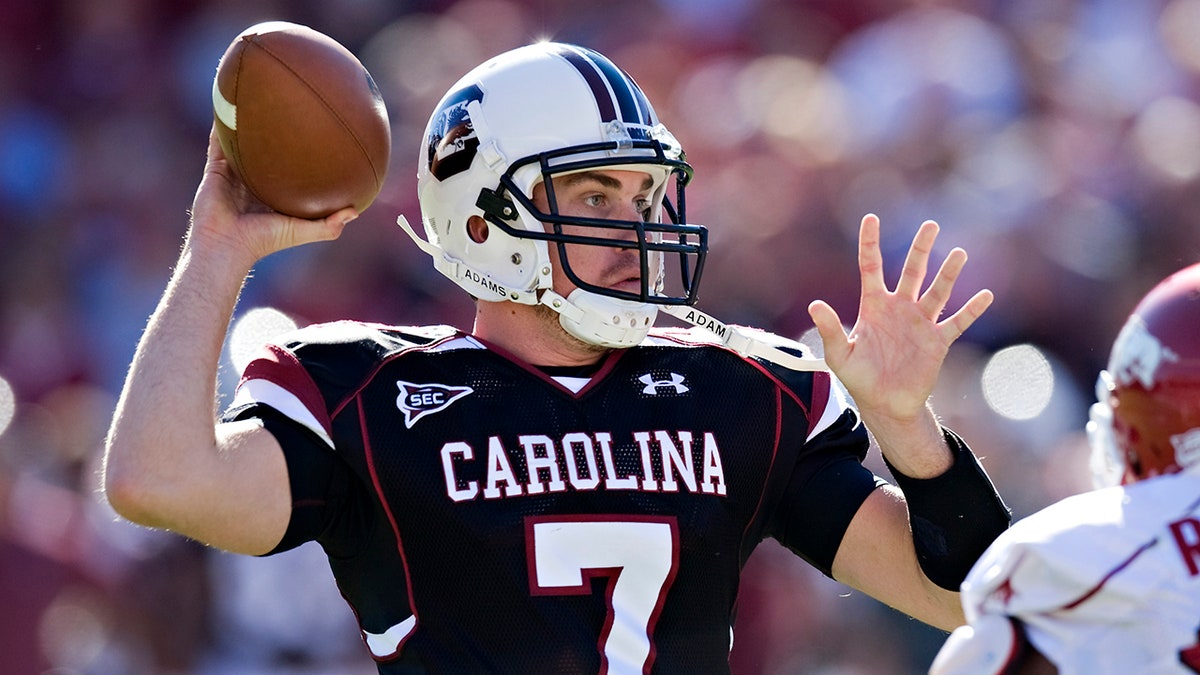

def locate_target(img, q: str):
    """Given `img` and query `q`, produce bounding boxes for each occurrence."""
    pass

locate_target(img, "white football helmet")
[398,42,707,348]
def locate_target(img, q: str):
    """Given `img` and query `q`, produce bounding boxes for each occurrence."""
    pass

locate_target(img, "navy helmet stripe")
[551,45,618,122]
[552,44,654,126]
[577,46,649,126]
[626,73,654,125]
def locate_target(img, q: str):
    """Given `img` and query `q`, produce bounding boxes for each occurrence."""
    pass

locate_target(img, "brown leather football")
[212,21,390,219]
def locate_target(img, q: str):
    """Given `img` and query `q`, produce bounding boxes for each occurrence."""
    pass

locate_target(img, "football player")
[104,42,1010,672]
[930,263,1200,675]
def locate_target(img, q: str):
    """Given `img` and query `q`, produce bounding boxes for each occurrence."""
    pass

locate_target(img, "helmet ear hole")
[467,216,489,244]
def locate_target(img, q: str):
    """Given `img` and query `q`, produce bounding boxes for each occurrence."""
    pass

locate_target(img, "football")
[212,21,391,219]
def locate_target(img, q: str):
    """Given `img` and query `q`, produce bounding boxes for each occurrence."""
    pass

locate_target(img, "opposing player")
[930,263,1200,675]
[104,42,1010,672]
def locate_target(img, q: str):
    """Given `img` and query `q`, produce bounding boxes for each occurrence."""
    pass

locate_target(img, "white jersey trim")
[808,377,853,443]
[427,334,486,353]
[363,615,416,658]
[232,379,334,449]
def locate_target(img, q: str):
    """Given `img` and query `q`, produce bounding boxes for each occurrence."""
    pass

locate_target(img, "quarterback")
[104,42,1011,672]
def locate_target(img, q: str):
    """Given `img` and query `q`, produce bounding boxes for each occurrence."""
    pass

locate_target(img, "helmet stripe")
[552,44,654,126]
[626,73,654,125]
[575,46,651,126]
[551,45,618,123]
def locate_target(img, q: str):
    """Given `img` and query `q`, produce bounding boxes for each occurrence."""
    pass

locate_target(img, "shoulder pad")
[279,320,460,352]
[249,322,471,408]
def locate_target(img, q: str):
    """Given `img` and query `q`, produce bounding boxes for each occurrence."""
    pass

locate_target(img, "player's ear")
[467,215,489,244]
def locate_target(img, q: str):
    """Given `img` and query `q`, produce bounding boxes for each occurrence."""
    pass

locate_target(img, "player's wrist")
[886,427,1012,590]
[863,405,951,479]
[184,210,270,269]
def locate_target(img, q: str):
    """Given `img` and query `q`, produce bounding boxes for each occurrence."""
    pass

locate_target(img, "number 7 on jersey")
[527,516,680,674]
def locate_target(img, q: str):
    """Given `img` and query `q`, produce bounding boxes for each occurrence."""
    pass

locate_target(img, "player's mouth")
[609,275,644,293]
[601,264,648,294]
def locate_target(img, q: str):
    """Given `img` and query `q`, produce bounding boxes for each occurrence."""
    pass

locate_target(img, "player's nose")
[609,202,648,239]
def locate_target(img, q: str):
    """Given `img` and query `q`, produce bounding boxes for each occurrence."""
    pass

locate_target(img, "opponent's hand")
[186,125,357,268]
[808,214,992,427]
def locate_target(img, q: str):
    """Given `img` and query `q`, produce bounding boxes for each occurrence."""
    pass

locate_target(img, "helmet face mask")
[1088,264,1200,487]
[406,42,709,347]
[480,139,704,306]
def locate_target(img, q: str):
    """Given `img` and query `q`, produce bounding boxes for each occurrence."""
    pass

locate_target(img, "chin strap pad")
[661,305,827,371]
[542,288,656,349]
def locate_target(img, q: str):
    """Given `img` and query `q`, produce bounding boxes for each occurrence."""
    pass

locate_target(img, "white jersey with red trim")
[952,467,1200,674]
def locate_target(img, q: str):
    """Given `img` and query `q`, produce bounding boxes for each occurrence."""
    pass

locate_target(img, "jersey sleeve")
[752,341,888,577]
[767,408,885,577]
[956,490,1157,668]
[222,402,365,556]
[218,321,449,556]
[961,493,1137,621]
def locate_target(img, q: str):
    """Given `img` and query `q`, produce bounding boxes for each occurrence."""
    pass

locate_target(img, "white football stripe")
[212,75,237,130]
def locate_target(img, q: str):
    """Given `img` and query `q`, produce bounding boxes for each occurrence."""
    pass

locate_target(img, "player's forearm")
[103,238,253,529]
[885,427,1012,591]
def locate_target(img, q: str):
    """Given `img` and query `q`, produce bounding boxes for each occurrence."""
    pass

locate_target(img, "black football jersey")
[222,321,882,674]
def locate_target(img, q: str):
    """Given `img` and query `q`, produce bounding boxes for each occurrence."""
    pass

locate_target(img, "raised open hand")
[808,214,993,427]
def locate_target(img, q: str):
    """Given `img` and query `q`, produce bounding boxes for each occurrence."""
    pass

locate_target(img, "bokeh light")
[1132,95,1200,182]
[227,307,298,374]
[1159,0,1200,73]
[0,374,14,438]
[981,345,1055,420]
[38,587,112,672]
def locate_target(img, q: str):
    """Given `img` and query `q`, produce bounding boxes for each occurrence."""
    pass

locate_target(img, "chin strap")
[541,288,657,349]
[397,215,540,305]
[660,305,827,372]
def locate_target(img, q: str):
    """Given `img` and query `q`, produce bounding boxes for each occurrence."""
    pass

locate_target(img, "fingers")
[853,212,991,342]
[205,124,226,165]
[277,207,359,250]
[857,214,886,294]
[860,215,941,300]
[320,207,359,240]
[896,220,939,300]
[941,288,994,344]
[917,246,966,318]
[921,245,993,344]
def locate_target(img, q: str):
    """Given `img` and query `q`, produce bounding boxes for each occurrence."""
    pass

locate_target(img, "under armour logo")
[396,381,473,428]
[638,373,689,395]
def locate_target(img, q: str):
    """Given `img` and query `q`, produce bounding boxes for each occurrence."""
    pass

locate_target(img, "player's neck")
[473,300,610,368]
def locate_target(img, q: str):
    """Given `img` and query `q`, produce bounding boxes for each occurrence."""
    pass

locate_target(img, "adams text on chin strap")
[660,305,827,372]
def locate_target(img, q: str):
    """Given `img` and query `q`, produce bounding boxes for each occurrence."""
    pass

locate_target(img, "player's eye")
[637,199,653,222]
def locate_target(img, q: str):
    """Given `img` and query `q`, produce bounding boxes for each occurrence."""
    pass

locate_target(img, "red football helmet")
[1088,263,1200,487]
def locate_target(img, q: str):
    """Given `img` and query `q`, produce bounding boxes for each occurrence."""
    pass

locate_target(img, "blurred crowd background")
[3,0,1199,673]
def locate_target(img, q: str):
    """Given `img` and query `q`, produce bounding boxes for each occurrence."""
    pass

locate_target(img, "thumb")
[808,300,849,365]
[289,207,355,247]
[317,207,359,241]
